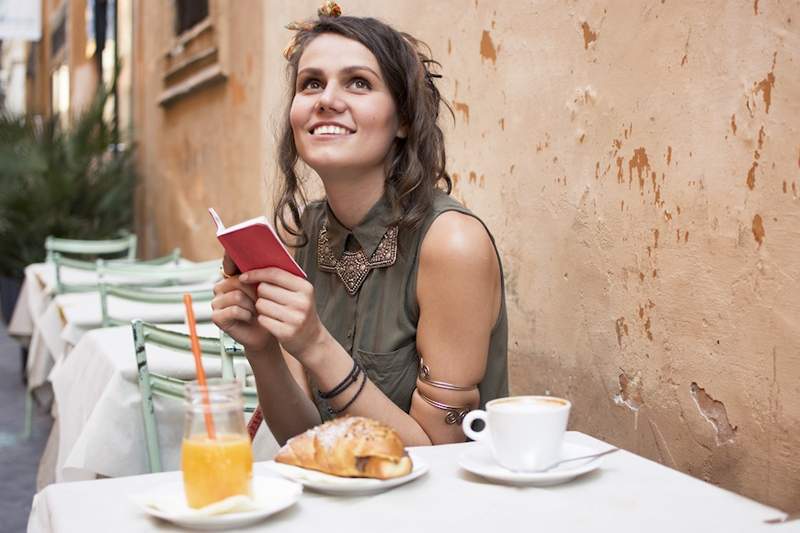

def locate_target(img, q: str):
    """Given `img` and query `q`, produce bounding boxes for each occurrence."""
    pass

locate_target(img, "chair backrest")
[46,234,138,262]
[131,320,255,473]
[52,248,181,294]
[97,257,220,286]
[99,283,215,327]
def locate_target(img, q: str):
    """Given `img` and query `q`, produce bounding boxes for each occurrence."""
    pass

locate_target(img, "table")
[8,262,216,390]
[49,323,277,482]
[28,432,793,533]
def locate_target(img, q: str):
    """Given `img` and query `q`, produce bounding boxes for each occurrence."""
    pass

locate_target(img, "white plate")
[133,475,302,530]
[264,453,429,496]
[459,442,607,487]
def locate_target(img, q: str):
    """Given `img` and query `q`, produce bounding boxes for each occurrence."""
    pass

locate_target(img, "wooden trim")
[163,46,217,82]
[157,63,226,107]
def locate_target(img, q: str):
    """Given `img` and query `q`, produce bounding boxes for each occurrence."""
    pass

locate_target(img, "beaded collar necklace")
[317,222,398,296]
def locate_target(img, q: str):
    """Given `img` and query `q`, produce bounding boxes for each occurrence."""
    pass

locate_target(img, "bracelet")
[419,358,477,392]
[327,369,367,416]
[416,389,471,425]
[318,358,360,399]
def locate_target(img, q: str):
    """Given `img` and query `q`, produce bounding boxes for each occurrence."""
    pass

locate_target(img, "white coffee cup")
[462,395,571,472]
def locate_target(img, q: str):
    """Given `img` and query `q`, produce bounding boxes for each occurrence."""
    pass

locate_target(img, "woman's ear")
[397,124,408,139]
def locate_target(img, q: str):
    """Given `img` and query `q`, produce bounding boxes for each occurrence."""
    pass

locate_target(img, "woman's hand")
[239,267,329,366]
[211,256,275,352]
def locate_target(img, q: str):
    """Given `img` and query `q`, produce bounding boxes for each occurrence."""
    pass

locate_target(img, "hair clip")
[282,2,343,60]
[317,1,342,18]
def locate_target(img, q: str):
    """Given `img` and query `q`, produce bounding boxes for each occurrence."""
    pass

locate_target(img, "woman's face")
[290,33,404,179]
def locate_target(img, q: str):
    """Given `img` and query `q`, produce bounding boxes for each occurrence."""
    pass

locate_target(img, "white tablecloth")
[7,262,217,390]
[49,323,276,482]
[28,433,791,533]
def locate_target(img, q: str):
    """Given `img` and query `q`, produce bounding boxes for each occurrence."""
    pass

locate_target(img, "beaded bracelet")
[327,368,368,416]
[318,358,360,400]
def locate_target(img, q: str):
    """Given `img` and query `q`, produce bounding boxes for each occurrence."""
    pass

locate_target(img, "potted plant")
[0,86,137,327]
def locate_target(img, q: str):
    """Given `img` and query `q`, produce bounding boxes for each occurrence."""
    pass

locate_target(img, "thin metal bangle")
[418,358,477,392]
[416,389,471,425]
[328,368,368,416]
[318,359,360,399]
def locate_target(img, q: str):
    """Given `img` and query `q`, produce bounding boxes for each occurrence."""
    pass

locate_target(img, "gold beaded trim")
[317,223,398,295]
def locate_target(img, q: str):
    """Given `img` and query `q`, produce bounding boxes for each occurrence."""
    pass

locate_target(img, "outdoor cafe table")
[47,323,278,483]
[28,433,794,533]
[8,262,216,390]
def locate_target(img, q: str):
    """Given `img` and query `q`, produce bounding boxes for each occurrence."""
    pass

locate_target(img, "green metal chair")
[95,258,220,325]
[99,284,215,327]
[131,319,256,473]
[52,248,182,294]
[45,234,138,262]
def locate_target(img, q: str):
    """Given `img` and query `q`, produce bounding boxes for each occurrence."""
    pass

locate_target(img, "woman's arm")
[242,210,501,445]
[244,341,322,444]
[411,211,501,443]
[211,266,321,445]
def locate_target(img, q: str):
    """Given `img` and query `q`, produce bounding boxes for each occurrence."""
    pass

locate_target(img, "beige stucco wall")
[133,0,267,259]
[136,1,800,510]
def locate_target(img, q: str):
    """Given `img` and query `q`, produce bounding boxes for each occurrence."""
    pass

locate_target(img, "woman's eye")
[350,78,371,90]
[301,79,322,90]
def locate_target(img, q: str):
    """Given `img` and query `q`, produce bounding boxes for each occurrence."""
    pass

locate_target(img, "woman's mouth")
[310,124,355,136]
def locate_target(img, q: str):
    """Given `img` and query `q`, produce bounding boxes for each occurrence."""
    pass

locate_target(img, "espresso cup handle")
[462,409,489,442]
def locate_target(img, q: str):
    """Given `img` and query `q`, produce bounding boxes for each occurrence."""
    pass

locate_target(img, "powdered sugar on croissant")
[275,417,413,479]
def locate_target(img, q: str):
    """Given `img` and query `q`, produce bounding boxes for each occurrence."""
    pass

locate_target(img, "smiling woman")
[211,4,508,447]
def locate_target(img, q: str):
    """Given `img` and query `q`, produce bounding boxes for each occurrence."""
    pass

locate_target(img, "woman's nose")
[316,84,343,113]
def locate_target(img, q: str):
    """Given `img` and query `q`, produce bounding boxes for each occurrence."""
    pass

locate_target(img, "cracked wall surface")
[136,0,800,510]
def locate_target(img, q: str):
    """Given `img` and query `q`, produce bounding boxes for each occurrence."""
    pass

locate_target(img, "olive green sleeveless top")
[294,190,508,421]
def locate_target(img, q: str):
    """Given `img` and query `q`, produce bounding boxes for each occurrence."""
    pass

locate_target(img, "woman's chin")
[304,157,370,176]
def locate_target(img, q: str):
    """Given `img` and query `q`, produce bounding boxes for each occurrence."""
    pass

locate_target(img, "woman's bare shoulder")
[419,210,497,276]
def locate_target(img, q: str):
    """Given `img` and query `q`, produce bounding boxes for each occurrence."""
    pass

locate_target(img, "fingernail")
[240,273,249,282]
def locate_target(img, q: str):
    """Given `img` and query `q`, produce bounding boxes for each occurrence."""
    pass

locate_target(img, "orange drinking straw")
[184,293,216,440]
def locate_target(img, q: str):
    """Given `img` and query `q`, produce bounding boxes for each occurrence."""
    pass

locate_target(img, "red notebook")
[208,208,307,279]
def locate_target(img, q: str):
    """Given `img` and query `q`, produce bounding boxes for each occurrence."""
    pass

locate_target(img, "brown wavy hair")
[274,16,453,247]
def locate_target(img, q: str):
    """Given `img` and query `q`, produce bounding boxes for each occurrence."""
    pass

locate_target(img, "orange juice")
[181,433,253,508]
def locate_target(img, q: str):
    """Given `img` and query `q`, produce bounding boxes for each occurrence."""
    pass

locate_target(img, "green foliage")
[0,87,136,277]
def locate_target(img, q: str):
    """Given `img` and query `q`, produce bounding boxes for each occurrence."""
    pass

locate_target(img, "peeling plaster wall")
[137,1,800,509]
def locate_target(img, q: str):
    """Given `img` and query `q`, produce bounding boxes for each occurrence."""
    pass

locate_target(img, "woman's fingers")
[256,314,292,340]
[255,297,299,324]
[211,290,257,313]
[212,306,253,326]
[256,281,298,307]
[240,267,308,292]
[213,277,257,301]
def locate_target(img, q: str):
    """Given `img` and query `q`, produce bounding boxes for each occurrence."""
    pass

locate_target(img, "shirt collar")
[323,194,397,259]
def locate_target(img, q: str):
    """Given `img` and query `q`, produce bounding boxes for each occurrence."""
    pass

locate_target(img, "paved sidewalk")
[0,322,53,533]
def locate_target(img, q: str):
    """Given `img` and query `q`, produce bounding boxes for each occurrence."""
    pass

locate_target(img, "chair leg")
[21,347,28,385]
[133,320,162,473]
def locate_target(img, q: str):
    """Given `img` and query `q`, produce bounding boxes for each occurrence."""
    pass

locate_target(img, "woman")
[211,4,507,447]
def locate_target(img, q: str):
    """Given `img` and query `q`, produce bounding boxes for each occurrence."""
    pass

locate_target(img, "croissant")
[275,416,413,479]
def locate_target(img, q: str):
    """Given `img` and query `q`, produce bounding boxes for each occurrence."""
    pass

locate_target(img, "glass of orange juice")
[181,379,253,508]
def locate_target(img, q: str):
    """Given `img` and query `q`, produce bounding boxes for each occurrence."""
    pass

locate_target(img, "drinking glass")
[181,379,253,508]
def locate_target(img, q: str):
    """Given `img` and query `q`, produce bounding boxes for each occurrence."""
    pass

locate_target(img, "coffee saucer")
[459,442,608,487]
